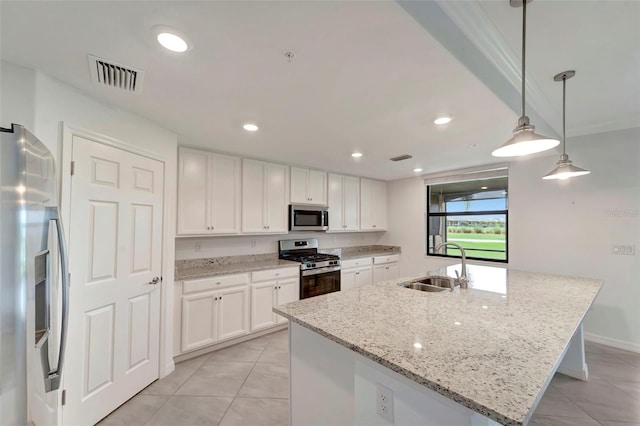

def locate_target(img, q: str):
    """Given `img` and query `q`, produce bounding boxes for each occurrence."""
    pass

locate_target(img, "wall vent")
[390,154,413,162]
[88,54,144,93]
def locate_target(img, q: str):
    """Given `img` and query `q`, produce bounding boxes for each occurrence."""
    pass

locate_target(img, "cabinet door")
[265,163,288,233]
[308,170,327,205]
[327,174,344,231]
[242,159,266,233]
[328,174,344,231]
[181,292,217,352]
[177,147,210,235]
[217,286,249,341]
[210,153,241,234]
[343,176,360,231]
[385,263,399,281]
[360,178,374,231]
[275,278,300,324]
[250,281,277,331]
[361,178,386,231]
[372,179,388,231]
[290,167,309,204]
[355,266,373,287]
[340,269,357,291]
[372,264,386,284]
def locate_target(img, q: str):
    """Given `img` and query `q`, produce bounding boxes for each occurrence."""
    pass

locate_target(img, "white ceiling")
[1,1,637,181]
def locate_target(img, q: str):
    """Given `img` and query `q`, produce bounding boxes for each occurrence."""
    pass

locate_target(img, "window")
[426,176,508,262]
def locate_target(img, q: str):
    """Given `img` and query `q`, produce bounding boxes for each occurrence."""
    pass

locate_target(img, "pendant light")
[492,0,559,157]
[542,70,591,180]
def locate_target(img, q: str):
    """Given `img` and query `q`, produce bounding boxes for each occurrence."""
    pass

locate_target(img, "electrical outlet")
[376,383,394,422]
[195,242,201,253]
[251,239,257,248]
[612,244,636,255]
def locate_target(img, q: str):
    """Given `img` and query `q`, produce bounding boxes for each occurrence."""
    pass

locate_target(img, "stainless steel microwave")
[289,205,329,231]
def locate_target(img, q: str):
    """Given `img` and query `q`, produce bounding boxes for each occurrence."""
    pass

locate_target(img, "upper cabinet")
[290,167,327,206]
[360,178,388,231]
[242,159,289,234]
[328,173,360,232]
[177,147,241,235]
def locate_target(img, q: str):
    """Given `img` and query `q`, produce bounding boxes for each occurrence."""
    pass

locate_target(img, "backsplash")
[175,232,385,260]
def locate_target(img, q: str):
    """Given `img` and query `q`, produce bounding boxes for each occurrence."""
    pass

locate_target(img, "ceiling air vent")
[88,54,144,93]
[390,154,413,162]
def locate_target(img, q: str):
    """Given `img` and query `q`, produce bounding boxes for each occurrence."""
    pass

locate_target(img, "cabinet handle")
[275,273,280,276]
[216,282,221,285]
[385,266,389,270]
[214,297,218,300]
[355,272,360,275]
[373,224,377,228]
[219,296,222,300]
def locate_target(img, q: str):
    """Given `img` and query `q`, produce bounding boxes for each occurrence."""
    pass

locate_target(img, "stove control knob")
[306,263,312,268]
[312,263,316,267]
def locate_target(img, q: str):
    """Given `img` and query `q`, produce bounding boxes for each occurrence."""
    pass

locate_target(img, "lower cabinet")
[373,263,399,283]
[181,284,250,353]
[251,277,299,331]
[341,266,373,291]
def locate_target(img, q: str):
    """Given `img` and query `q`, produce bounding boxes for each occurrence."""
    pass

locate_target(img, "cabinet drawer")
[373,254,400,265]
[251,267,299,283]
[183,273,250,294]
[341,257,373,269]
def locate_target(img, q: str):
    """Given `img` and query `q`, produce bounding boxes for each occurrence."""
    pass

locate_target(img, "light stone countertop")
[175,256,300,281]
[274,264,603,426]
[338,245,401,260]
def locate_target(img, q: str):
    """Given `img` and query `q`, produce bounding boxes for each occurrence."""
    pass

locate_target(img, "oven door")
[300,267,341,299]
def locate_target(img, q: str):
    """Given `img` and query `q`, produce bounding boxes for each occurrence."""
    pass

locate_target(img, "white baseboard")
[585,332,640,354]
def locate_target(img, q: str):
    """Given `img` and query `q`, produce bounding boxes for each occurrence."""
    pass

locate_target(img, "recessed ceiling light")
[413,342,423,349]
[482,305,488,309]
[413,168,423,173]
[351,152,363,158]
[434,116,453,125]
[481,186,488,190]
[157,32,189,52]
[243,123,259,132]
[454,321,462,326]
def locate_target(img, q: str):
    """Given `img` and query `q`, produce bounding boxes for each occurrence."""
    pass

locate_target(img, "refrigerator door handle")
[43,206,69,392]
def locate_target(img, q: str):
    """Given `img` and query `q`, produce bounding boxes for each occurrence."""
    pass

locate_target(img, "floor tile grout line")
[218,359,260,425]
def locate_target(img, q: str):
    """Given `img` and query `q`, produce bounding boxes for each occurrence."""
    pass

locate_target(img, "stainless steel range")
[279,238,340,299]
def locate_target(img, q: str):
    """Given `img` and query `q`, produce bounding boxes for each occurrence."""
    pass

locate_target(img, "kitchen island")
[274,264,602,426]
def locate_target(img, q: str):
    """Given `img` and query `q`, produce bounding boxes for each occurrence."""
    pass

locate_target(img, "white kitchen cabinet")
[341,257,374,290]
[328,173,360,231]
[360,178,388,231]
[250,281,278,331]
[180,274,250,353]
[250,269,300,331]
[341,265,373,291]
[242,159,289,234]
[372,255,400,284]
[177,147,241,235]
[291,167,327,205]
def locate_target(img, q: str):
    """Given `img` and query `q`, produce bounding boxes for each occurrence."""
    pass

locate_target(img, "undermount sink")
[403,282,448,293]
[401,275,457,293]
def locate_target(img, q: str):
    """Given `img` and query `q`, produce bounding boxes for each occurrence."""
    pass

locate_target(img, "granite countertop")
[274,264,603,426]
[336,245,401,260]
[175,254,300,281]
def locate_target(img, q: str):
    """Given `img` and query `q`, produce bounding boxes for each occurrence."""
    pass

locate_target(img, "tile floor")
[101,330,640,426]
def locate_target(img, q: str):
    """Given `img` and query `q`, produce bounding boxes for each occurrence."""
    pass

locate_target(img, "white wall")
[0,61,36,130]
[381,127,640,351]
[1,60,179,372]
[176,231,385,260]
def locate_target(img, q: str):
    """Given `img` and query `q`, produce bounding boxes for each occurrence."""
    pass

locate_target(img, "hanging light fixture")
[492,0,559,157]
[542,70,590,180]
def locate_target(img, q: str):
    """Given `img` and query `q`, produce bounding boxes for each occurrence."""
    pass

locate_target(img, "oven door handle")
[301,266,341,276]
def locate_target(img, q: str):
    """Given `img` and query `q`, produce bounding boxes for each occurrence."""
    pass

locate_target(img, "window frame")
[426,182,509,264]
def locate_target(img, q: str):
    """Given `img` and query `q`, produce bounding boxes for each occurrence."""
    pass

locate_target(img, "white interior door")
[63,135,164,425]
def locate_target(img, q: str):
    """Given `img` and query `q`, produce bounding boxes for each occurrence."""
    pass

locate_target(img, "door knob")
[147,276,161,285]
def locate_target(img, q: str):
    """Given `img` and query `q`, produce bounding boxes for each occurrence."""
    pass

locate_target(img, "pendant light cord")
[521,0,527,118]
[562,75,567,156]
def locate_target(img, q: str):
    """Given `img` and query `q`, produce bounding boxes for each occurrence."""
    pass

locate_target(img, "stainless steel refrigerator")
[1,124,69,425]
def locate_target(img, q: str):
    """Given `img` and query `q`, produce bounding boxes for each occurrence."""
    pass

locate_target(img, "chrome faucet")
[434,242,468,289]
